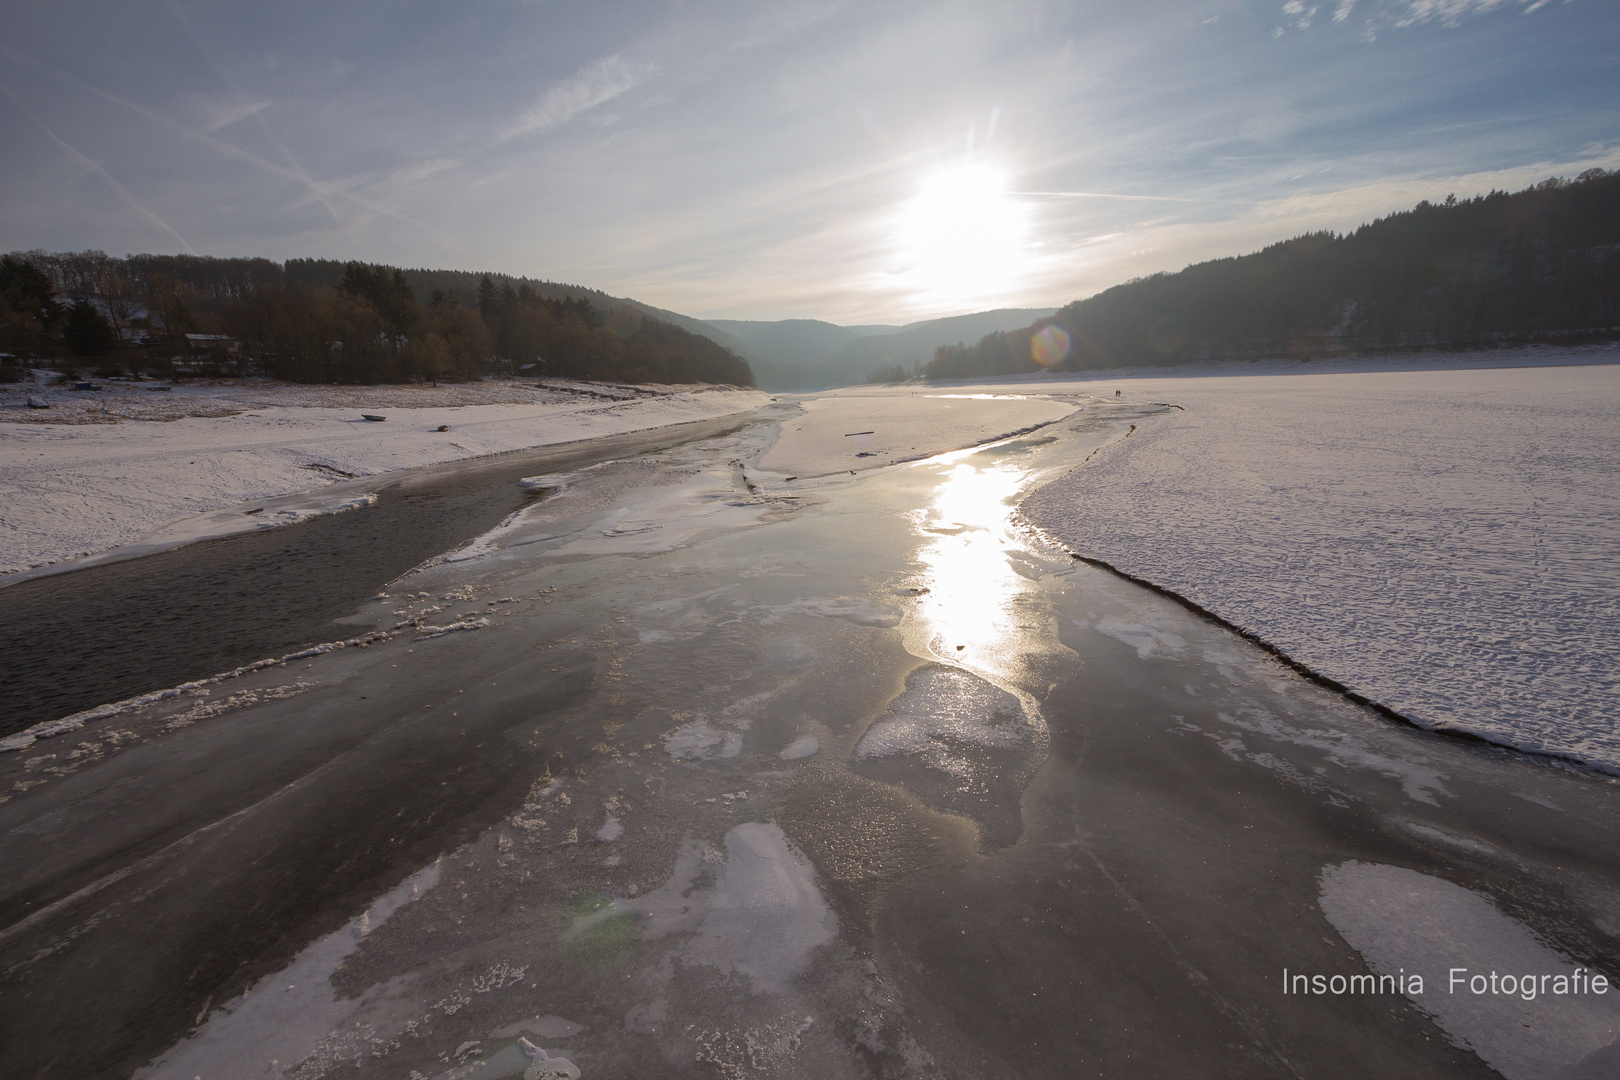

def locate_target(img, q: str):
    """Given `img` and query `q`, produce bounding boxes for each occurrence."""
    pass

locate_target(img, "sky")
[1,0,1616,324]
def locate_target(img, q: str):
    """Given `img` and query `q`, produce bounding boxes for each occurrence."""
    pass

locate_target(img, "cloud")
[0,80,197,254]
[197,98,271,133]
[501,55,648,141]
[1386,0,1519,26]
[1280,0,1561,35]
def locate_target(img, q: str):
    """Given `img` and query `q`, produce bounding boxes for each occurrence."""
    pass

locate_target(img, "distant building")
[184,334,240,359]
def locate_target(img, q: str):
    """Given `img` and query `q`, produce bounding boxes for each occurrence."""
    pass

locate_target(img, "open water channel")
[1,395,1617,1079]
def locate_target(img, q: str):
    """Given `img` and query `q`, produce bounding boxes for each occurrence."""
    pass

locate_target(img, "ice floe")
[1319,861,1620,1080]
[635,823,837,994]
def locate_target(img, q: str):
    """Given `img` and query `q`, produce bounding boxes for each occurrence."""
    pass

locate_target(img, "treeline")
[930,168,1620,379]
[0,252,753,386]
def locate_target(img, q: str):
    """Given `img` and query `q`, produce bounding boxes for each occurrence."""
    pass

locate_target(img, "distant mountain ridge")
[709,308,1057,391]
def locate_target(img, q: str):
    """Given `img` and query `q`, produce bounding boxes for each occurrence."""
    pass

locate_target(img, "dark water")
[0,415,751,738]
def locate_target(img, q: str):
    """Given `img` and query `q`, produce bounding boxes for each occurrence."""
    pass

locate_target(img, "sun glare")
[895,164,1029,304]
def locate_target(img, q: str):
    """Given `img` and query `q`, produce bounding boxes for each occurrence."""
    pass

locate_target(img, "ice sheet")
[757,387,1076,477]
[136,859,444,1080]
[1022,361,1620,771]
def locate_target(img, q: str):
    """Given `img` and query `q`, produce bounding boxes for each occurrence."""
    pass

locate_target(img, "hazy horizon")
[2,1,1615,325]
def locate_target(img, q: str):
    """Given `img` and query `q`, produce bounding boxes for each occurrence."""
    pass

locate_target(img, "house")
[184,334,240,359]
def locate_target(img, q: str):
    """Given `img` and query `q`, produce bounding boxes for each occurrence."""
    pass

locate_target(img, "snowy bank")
[0,379,767,576]
[1020,359,1620,773]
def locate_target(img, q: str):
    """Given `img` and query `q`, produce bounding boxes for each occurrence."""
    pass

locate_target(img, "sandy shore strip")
[0,378,767,576]
[757,385,1079,477]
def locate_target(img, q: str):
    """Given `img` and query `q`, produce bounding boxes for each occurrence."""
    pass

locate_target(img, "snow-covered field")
[0,377,767,576]
[1021,359,1620,772]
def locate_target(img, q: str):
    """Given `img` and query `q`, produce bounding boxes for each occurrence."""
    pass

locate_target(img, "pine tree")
[64,300,117,357]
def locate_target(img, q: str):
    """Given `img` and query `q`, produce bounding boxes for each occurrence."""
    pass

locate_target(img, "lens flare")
[1031,324,1071,367]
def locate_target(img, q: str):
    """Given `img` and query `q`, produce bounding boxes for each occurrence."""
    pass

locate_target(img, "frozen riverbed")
[0,385,1616,1079]
[1023,362,1620,773]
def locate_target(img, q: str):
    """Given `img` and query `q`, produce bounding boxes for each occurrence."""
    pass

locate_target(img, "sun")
[894,163,1029,304]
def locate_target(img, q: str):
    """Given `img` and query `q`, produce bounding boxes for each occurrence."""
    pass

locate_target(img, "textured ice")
[779,734,820,759]
[855,665,1032,778]
[795,596,902,627]
[1023,364,1620,771]
[664,719,742,760]
[635,823,836,994]
[1319,861,1620,1080]
[1090,614,1187,660]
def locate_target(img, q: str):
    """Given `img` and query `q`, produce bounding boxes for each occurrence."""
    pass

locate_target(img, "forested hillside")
[0,253,754,386]
[930,169,1620,379]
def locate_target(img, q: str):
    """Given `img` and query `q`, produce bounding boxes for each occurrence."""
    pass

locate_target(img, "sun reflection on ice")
[913,458,1030,675]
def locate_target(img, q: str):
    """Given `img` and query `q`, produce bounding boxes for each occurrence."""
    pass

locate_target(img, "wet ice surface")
[1023,363,1620,772]
[3,388,1620,1080]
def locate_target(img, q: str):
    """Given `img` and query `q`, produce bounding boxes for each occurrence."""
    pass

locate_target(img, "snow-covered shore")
[0,377,768,577]
[1019,358,1620,773]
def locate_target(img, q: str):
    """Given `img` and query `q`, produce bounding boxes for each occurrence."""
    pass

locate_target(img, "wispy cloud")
[0,44,475,257]
[1387,0,1529,27]
[1279,0,1561,36]
[0,80,196,254]
[167,0,341,222]
[197,98,271,133]
[500,55,648,141]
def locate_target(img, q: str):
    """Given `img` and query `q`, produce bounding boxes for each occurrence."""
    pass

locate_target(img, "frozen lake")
[1,382,1617,1079]
[1025,362,1620,773]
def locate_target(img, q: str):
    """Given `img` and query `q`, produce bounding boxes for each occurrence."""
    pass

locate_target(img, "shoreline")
[0,380,769,581]
[923,340,1620,388]
[1058,545,1618,780]
[0,411,763,739]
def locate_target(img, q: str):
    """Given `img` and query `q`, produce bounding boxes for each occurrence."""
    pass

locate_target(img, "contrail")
[0,44,478,258]
[1012,190,1210,203]
[0,80,198,254]
[165,0,341,222]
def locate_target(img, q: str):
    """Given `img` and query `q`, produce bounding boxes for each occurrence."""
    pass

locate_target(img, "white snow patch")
[516,472,580,491]
[519,1039,580,1080]
[779,735,820,760]
[1319,861,1620,1080]
[635,823,837,994]
[663,719,742,761]
[415,618,490,641]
